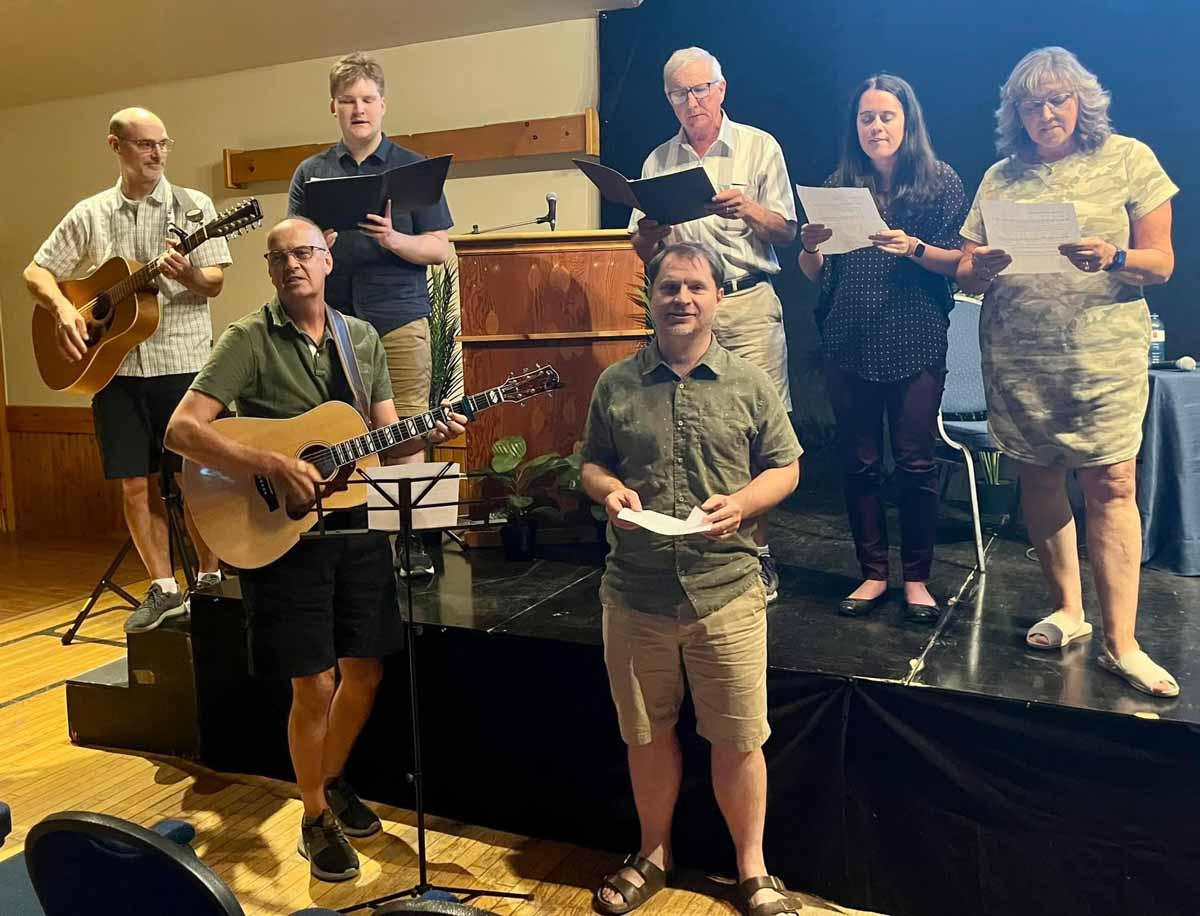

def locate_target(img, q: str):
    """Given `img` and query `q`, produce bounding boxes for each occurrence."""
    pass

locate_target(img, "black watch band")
[1103,248,1127,272]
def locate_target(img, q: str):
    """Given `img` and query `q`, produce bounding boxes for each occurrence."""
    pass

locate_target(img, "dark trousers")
[825,362,946,582]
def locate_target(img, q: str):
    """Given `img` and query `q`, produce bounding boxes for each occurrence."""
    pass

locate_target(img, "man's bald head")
[108,107,165,140]
[267,217,325,250]
[266,217,333,305]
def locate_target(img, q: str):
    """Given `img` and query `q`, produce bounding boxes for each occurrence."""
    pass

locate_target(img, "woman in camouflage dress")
[958,47,1178,696]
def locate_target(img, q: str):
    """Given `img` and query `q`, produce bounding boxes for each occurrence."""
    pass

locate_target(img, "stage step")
[65,608,202,758]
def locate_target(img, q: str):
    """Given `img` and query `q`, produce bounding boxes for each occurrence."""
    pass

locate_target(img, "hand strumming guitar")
[266,453,324,516]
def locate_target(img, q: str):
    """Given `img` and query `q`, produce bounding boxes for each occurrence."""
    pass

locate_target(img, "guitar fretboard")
[100,225,212,310]
[316,387,505,472]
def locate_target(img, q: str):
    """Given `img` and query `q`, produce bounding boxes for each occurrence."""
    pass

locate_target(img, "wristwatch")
[1103,248,1127,272]
[911,241,927,259]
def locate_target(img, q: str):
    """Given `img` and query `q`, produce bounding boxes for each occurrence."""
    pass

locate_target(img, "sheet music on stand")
[361,462,461,532]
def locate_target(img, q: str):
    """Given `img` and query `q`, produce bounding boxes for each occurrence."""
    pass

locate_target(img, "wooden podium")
[452,229,649,472]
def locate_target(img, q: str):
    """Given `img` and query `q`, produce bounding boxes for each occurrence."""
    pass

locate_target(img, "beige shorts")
[381,318,432,419]
[714,281,791,411]
[602,581,769,752]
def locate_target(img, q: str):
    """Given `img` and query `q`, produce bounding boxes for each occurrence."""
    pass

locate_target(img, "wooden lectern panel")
[453,230,645,472]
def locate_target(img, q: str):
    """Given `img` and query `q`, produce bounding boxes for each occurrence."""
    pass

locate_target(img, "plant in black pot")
[978,449,1018,521]
[485,435,568,561]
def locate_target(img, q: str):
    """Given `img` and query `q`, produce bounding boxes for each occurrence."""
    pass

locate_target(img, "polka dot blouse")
[817,160,968,383]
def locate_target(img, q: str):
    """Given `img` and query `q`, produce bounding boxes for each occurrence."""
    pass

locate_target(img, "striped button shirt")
[628,113,797,279]
[34,177,232,378]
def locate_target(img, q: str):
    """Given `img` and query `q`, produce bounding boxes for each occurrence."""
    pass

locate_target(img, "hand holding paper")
[616,506,713,536]
[796,186,889,254]
[980,200,1082,274]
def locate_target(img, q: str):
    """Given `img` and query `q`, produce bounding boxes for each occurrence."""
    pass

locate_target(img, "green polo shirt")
[581,337,802,618]
[190,297,392,418]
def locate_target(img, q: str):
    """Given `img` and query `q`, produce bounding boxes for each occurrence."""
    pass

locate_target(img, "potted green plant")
[485,435,569,560]
[977,449,1017,519]
[427,261,462,411]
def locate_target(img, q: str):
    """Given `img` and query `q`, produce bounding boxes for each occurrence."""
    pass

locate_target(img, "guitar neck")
[107,223,212,303]
[325,386,505,468]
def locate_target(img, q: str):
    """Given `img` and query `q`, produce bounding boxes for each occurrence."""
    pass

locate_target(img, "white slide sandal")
[1098,649,1180,698]
[1026,610,1093,650]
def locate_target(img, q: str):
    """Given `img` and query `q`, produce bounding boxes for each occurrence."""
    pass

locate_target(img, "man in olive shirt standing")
[289,51,453,575]
[581,242,802,916]
[166,217,465,883]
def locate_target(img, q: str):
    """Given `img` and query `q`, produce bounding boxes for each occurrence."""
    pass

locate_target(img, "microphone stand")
[469,204,556,234]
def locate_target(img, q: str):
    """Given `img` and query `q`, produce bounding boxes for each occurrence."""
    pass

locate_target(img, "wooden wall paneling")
[0,321,12,531]
[9,428,124,534]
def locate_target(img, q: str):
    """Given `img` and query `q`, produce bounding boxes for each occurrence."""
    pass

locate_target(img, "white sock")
[198,570,221,580]
[154,577,179,594]
[756,545,771,557]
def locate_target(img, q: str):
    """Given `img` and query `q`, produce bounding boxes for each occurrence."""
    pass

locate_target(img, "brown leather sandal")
[738,875,801,916]
[593,853,668,915]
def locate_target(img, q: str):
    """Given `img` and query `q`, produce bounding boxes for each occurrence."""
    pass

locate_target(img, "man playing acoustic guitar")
[166,216,466,882]
[23,107,231,633]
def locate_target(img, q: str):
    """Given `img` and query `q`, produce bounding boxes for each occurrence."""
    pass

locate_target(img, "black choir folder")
[303,154,453,231]
[573,159,716,225]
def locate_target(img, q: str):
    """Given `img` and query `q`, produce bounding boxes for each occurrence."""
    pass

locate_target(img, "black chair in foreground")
[23,811,340,916]
[1,801,11,846]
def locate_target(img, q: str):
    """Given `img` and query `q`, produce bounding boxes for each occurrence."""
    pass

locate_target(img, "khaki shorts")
[714,281,791,411]
[381,318,432,419]
[602,581,769,752]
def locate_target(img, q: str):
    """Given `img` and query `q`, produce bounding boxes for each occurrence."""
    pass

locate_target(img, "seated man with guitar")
[23,107,232,633]
[166,216,466,883]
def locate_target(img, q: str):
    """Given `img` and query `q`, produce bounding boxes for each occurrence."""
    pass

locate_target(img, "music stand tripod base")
[62,537,139,645]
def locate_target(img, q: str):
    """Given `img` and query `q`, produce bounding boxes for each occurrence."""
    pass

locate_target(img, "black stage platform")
[179,480,1200,916]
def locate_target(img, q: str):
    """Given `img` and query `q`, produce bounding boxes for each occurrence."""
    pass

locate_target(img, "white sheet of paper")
[795,185,890,255]
[617,505,712,536]
[980,200,1082,275]
[362,462,460,532]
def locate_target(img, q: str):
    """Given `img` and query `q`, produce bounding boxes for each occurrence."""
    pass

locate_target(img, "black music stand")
[302,467,533,913]
[63,461,197,645]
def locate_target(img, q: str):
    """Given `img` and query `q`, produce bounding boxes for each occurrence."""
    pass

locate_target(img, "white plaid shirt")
[34,177,232,378]
[628,113,797,279]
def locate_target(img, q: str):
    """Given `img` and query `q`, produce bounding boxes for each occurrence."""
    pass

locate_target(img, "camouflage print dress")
[960,135,1179,468]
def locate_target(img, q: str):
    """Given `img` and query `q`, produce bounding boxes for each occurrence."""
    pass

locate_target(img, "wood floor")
[0,532,878,915]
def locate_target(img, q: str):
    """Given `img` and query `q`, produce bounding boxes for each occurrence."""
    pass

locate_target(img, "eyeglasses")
[666,81,720,106]
[1017,92,1075,116]
[264,246,327,267]
[123,138,175,153]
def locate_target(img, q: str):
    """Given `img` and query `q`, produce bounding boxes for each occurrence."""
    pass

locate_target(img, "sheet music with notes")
[980,200,1082,274]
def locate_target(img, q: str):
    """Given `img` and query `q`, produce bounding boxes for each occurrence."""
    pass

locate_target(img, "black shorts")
[91,373,195,480]
[237,508,401,679]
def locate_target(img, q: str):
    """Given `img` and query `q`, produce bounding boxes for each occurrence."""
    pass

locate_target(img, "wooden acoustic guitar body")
[182,401,380,570]
[31,256,161,395]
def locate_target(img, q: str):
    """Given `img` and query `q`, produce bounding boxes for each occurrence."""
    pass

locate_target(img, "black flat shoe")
[837,591,888,617]
[904,601,941,624]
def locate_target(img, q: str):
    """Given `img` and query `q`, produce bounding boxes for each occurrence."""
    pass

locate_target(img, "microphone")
[1150,355,1196,371]
[543,192,557,231]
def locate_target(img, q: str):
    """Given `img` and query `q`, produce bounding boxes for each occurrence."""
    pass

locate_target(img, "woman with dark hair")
[799,73,967,622]
[958,47,1178,696]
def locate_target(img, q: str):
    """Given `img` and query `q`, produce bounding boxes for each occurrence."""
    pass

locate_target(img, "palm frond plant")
[627,270,654,343]
[427,262,462,409]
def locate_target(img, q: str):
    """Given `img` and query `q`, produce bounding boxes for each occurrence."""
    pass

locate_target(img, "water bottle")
[1149,313,1167,364]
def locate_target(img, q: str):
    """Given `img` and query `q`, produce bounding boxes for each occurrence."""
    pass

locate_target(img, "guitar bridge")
[253,475,279,511]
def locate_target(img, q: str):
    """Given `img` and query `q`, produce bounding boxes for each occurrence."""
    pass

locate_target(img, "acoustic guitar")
[32,198,263,395]
[182,365,562,569]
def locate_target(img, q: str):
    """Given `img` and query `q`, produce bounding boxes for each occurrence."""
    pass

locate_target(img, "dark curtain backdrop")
[598,0,1198,444]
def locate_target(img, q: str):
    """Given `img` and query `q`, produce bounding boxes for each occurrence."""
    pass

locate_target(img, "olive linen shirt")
[190,297,392,419]
[581,338,802,618]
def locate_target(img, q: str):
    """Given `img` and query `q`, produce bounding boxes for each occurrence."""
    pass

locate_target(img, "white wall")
[0,19,599,407]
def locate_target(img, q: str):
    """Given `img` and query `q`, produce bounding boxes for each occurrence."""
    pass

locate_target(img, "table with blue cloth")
[1138,368,1200,574]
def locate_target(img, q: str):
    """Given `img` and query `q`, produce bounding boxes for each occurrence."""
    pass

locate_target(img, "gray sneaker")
[759,554,780,604]
[194,572,223,590]
[124,584,187,633]
[298,809,359,882]
[395,534,435,578]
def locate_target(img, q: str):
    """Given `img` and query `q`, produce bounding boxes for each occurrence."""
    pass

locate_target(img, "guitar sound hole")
[91,293,112,322]
[298,445,335,480]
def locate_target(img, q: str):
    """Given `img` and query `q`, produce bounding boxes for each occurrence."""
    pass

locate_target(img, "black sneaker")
[124,584,187,633]
[325,775,382,838]
[759,554,779,604]
[395,534,435,578]
[298,809,359,882]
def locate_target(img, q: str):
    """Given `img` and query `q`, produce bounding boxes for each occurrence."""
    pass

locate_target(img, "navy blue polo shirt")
[288,136,454,336]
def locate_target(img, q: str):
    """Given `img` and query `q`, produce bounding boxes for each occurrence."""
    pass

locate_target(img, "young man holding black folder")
[289,52,453,576]
[629,47,798,603]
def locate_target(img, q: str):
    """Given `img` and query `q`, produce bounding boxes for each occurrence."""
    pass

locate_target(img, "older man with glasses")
[24,106,230,633]
[630,47,798,603]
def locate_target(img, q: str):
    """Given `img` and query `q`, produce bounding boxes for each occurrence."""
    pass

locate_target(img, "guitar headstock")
[208,198,263,241]
[500,365,562,403]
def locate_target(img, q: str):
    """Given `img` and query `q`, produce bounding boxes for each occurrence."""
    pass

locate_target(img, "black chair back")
[24,811,244,916]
